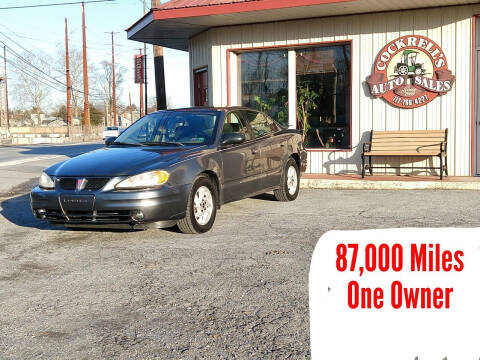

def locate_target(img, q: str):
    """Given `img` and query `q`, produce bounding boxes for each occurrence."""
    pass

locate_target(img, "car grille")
[57,178,110,191]
[44,209,132,224]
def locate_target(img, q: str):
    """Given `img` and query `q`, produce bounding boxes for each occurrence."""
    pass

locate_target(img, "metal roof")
[128,0,480,51]
[155,0,262,10]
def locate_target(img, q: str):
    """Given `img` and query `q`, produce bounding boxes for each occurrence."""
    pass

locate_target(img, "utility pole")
[129,92,133,123]
[65,18,72,127]
[143,0,148,115]
[144,52,148,115]
[139,49,144,117]
[82,1,90,130]
[3,45,9,134]
[104,99,109,126]
[0,80,2,128]
[153,46,166,110]
[151,0,167,110]
[109,32,118,126]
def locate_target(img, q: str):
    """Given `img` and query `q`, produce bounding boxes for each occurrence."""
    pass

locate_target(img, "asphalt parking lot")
[1,184,480,359]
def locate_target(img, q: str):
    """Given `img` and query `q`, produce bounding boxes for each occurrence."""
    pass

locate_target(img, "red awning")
[156,0,264,10]
[127,0,478,51]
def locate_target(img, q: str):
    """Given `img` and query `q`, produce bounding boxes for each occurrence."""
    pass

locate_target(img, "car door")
[219,111,263,203]
[242,110,285,189]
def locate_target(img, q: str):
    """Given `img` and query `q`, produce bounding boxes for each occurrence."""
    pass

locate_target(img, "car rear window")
[243,111,279,138]
[106,127,118,131]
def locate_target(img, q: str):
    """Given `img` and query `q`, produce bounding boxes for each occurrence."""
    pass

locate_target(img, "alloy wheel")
[193,186,213,226]
[287,165,298,196]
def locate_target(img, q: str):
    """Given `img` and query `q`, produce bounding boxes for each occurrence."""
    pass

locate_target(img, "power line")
[1,42,104,98]
[0,24,63,45]
[0,54,66,93]
[1,54,105,101]
[0,30,66,77]
[1,42,66,86]
[0,0,116,10]
[1,49,65,90]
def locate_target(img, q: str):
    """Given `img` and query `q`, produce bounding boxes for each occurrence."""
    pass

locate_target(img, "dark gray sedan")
[31,107,307,233]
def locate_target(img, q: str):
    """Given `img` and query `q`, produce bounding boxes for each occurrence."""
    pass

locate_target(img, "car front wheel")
[177,174,217,234]
[274,157,300,202]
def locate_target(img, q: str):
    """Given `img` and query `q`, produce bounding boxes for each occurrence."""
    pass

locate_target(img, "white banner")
[309,228,480,360]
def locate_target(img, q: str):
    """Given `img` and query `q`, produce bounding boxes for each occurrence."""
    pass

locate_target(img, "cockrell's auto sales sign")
[367,35,455,109]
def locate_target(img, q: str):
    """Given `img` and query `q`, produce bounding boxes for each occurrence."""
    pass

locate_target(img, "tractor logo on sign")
[367,35,455,109]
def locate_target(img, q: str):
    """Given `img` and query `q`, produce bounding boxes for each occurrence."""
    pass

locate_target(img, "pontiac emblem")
[76,178,88,191]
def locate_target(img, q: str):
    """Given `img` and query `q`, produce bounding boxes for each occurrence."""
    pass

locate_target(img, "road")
[0,143,480,359]
[0,142,104,195]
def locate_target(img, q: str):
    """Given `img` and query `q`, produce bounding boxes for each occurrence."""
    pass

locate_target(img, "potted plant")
[297,82,319,142]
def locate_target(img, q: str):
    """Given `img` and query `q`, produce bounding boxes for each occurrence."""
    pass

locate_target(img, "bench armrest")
[440,141,447,153]
[416,142,445,151]
[363,142,371,153]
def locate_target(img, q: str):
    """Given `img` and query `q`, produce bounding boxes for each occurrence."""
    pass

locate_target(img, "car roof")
[149,106,260,114]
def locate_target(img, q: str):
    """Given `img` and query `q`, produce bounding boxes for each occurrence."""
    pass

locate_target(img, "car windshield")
[114,111,220,146]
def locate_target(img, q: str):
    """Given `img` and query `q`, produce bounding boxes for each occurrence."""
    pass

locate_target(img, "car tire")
[177,174,217,234]
[274,157,300,202]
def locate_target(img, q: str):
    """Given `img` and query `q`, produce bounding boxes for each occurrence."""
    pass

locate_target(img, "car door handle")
[280,144,285,147]
[252,149,258,155]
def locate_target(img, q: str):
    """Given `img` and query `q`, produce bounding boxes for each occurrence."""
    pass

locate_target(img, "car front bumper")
[30,182,190,229]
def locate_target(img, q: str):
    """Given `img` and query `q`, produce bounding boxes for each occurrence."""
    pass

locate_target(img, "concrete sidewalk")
[301,174,480,190]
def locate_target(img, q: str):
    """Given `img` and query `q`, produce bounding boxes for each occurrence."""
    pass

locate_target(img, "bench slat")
[372,136,446,141]
[371,144,442,150]
[365,151,441,156]
[371,137,445,143]
[370,149,441,153]
[371,130,446,135]
[365,151,439,157]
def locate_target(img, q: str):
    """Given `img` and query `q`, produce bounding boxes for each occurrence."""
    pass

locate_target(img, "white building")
[128,0,480,177]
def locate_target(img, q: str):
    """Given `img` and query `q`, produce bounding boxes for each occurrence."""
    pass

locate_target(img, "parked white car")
[102,126,124,139]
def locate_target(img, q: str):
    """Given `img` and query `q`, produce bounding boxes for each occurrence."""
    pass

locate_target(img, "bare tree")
[93,60,126,125]
[12,51,53,124]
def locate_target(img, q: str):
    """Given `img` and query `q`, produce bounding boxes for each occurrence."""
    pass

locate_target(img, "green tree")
[89,105,104,126]
[80,105,104,126]
[54,105,67,121]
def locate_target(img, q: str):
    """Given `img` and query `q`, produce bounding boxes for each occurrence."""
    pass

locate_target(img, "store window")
[239,50,289,125]
[296,45,351,149]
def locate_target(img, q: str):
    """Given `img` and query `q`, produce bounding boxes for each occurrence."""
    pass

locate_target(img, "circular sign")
[367,35,455,109]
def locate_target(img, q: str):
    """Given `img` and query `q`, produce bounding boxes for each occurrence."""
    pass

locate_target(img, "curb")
[300,178,480,190]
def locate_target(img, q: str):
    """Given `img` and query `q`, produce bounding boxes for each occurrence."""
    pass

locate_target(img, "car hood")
[46,145,209,177]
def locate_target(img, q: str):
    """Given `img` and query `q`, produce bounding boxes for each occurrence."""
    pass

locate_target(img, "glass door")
[296,45,351,150]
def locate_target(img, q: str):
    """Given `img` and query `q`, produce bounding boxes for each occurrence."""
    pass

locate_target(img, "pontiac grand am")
[31,107,307,233]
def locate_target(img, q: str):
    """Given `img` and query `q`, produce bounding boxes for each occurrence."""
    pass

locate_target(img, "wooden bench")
[361,129,448,179]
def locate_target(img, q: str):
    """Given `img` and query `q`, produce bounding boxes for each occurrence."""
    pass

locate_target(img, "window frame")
[242,110,279,140]
[236,50,289,127]
[227,39,353,153]
[221,110,255,143]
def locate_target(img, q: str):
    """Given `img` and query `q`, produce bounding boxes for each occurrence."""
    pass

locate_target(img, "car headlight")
[115,170,169,190]
[39,172,55,190]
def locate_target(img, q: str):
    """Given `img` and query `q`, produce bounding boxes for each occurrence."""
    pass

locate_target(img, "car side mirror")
[221,133,245,147]
[105,136,117,147]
